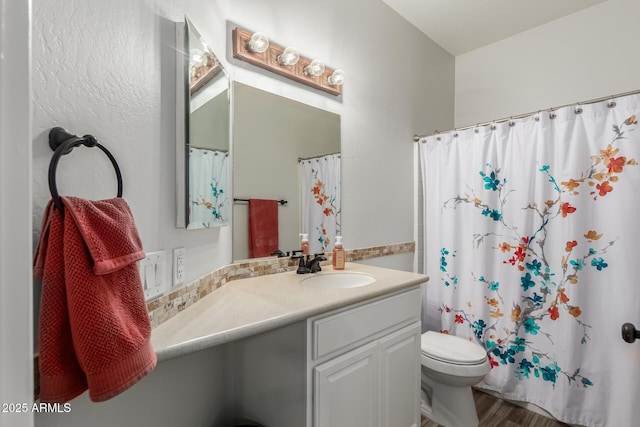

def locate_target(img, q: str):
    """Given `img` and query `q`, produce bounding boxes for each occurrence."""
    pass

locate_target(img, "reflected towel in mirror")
[248,199,279,258]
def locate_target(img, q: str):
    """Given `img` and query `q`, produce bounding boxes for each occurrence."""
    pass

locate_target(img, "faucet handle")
[270,249,289,257]
[292,254,311,274]
[308,254,327,273]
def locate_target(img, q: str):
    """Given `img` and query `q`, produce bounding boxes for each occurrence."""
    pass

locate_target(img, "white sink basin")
[302,272,376,289]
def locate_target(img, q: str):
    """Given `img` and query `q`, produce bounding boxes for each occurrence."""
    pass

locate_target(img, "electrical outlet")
[173,247,185,287]
[138,250,166,301]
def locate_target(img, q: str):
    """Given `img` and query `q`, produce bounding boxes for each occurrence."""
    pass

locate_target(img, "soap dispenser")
[332,236,345,270]
[300,233,309,255]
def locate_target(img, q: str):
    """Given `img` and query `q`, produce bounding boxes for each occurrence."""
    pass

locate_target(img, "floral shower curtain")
[188,148,229,229]
[420,94,640,426]
[299,153,341,253]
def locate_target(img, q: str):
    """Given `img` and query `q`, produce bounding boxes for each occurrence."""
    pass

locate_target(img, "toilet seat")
[421,331,487,365]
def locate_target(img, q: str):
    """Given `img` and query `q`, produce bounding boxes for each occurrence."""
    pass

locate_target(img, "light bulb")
[278,47,300,66]
[304,59,325,77]
[328,69,345,86]
[248,32,269,53]
[190,49,206,67]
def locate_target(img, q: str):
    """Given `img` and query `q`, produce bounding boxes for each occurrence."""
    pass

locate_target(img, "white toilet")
[420,331,490,427]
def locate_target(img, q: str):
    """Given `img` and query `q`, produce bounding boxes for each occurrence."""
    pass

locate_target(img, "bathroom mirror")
[177,17,231,229]
[232,82,341,261]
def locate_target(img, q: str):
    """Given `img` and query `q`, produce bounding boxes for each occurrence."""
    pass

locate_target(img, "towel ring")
[48,127,123,214]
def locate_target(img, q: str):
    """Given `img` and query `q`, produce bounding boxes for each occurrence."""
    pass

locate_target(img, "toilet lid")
[421,331,487,365]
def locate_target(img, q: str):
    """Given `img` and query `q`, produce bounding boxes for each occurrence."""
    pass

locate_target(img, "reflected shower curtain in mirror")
[299,153,341,253]
[188,148,229,228]
[420,94,640,427]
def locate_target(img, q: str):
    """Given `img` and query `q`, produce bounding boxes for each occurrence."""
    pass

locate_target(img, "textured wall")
[455,0,640,127]
[32,0,232,291]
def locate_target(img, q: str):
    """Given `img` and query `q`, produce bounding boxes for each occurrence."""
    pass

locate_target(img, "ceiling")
[380,0,606,56]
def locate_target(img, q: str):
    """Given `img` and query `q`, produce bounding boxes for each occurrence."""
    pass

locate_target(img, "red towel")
[34,196,156,403]
[248,199,279,258]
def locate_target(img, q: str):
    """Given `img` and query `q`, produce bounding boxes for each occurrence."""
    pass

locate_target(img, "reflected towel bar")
[234,198,287,206]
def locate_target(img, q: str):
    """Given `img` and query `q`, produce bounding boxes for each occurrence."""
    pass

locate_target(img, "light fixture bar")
[232,27,342,96]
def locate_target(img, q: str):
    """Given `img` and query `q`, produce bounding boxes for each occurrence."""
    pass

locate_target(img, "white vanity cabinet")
[151,263,428,427]
[306,286,422,427]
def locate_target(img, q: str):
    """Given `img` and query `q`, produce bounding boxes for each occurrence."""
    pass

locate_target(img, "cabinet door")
[313,341,378,427]
[378,321,421,427]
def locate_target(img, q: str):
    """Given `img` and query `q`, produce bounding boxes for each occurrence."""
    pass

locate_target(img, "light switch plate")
[138,250,166,301]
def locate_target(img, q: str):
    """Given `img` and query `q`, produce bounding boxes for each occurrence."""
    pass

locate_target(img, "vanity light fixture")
[278,47,300,66]
[189,48,221,95]
[248,32,269,53]
[232,27,343,96]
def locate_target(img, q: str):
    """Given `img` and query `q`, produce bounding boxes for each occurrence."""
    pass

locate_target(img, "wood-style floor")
[421,389,571,427]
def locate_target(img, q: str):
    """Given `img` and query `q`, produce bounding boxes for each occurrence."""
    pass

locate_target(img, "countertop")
[151,262,428,362]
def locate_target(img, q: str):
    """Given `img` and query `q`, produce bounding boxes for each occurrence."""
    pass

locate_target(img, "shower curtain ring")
[607,96,617,108]
[575,103,583,114]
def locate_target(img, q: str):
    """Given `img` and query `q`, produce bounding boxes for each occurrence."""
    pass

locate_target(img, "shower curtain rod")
[413,87,640,142]
[297,152,341,162]
[189,146,229,153]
